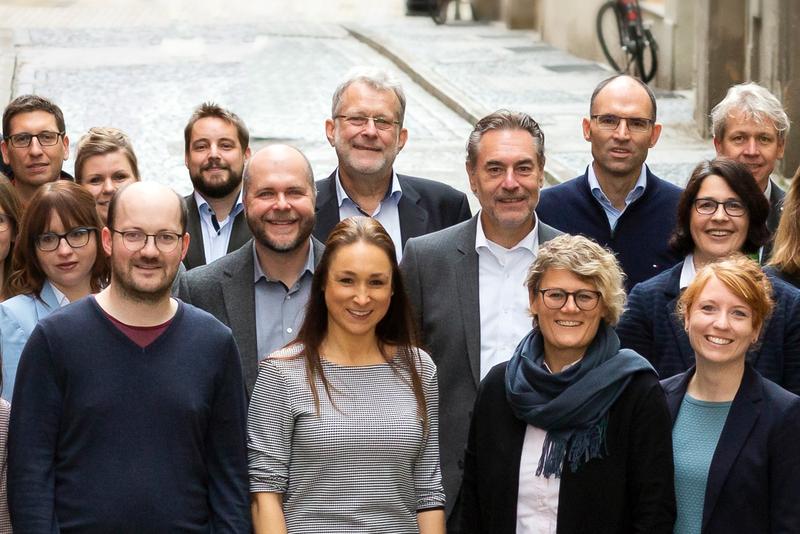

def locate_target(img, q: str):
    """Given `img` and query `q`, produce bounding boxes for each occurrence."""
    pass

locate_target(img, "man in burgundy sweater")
[8,182,250,533]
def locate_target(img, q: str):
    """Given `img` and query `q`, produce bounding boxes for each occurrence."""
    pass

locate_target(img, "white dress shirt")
[193,189,245,265]
[335,170,404,259]
[475,213,539,379]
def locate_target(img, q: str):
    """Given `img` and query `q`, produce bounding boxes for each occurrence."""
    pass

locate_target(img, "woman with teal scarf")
[460,234,676,534]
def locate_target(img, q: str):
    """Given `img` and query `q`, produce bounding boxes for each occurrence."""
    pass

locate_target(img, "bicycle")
[429,0,479,25]
[596,0,658,83]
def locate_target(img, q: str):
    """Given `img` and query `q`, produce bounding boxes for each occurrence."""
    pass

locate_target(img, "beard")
[111,258,179,304]
[248,212,315,254]
[190,163,243,199]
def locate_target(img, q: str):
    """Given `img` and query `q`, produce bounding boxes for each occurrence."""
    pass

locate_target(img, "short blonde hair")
[525,234,626,325]
[678,254,773,333]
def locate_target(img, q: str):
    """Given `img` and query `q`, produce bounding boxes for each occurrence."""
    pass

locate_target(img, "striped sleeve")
[414,352,446,511]
[247,359,293,494]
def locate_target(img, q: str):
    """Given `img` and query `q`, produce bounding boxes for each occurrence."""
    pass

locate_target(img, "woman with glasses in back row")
[617,158,800,395]
[0,181,108,401]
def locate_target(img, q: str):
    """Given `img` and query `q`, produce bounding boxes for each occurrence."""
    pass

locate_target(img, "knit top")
[247,344,445,533]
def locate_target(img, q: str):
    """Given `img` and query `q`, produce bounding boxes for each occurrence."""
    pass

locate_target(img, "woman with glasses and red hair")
[0,181,108,400]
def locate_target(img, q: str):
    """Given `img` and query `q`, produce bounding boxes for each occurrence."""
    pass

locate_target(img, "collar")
[193,189,244,220]
[252,239,316,284]
[48,282,71,307]
[542,357,582,374]
[474,211,539,254]
[679,254,697,289]
[763,179,772,201]
[588,163,647,205]
[334,169,402,210]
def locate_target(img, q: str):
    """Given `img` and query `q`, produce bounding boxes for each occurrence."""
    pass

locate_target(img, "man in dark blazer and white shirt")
[711,82,790,235]
[401,110,561,532]
[182,102,252,270]
[177,144,323,396]
[314,67,471,257]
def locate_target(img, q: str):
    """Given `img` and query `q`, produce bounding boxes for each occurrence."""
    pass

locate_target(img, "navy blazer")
[460,362,675,534]
[662,365,800,533]
[313,170,471,249]
[617,262,800,395]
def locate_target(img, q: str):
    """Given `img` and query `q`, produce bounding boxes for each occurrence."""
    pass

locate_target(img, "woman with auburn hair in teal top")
[662,254,800,533]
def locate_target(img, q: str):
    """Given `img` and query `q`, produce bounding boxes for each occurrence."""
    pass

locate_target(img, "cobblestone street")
[0,0,716,201]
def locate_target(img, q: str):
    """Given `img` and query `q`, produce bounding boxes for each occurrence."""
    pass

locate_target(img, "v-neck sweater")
[7,297,250,533]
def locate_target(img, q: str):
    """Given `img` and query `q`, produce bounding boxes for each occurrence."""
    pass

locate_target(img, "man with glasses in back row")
[1,94,73,207]
[537,74,683,290]
[314,66,471,257]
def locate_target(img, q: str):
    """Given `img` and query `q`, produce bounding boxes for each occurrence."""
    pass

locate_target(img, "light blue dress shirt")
[588,163,647,230]
[193,189,245,265]
[335,170,404,259]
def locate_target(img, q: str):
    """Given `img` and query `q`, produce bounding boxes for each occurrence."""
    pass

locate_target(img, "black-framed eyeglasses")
[0,213,14,233]
[538,288,602,311]
[693,198,747,217]
[110,228,183,252]
[4,131,65,149]
[35,227,97,252]
[591,114,653,133]
[334,115,400,131]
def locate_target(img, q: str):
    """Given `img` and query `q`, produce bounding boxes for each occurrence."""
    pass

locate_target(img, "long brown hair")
[0,174,22,298]
[8,181,109,298]
[293,216,428,428]
[769,166,800,277]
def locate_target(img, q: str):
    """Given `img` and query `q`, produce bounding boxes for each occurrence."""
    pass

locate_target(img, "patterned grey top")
[247,344,445,533]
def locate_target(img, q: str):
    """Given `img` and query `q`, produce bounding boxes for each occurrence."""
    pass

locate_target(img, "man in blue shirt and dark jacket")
[537,74,682,291]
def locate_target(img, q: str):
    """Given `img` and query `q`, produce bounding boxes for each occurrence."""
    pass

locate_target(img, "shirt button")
[286,327,293,334]
[286,295,291,300]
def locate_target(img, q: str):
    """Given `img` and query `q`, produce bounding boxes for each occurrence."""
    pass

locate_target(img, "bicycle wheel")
[596,1,633,74]
[635,27,658,83]
[430,0,448,24]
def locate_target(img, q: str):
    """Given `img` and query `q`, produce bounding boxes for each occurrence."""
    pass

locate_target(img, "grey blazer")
[182,193,252,271]
[399,215,562,521]
[176,238,325,396]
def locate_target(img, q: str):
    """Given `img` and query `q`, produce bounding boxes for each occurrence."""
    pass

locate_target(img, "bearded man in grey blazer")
[177,144,323,396]
[400,110,561,532]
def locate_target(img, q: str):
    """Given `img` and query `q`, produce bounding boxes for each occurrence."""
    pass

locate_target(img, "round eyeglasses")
[537,288,602,311]
[693,198,746,217]
[35,227,97,252]
[110,229,183,252]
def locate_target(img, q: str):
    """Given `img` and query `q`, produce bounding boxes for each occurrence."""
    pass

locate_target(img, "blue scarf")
[505,321,654,478]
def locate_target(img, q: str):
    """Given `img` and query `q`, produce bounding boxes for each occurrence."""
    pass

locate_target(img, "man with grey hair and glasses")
[401,110,561,532]
[314,66,471,257]
[537,74,682,291]
[712,82,790,234]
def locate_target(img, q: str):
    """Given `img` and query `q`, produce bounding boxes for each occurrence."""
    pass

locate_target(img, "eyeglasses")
[4,131,65,149]
[591,114,653,132]
[35,227,97,252]
[537,288,602,311]
[334,115,400,131]
[0,214,14,232]
[110,228,183,252]
[694,198,747,217]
